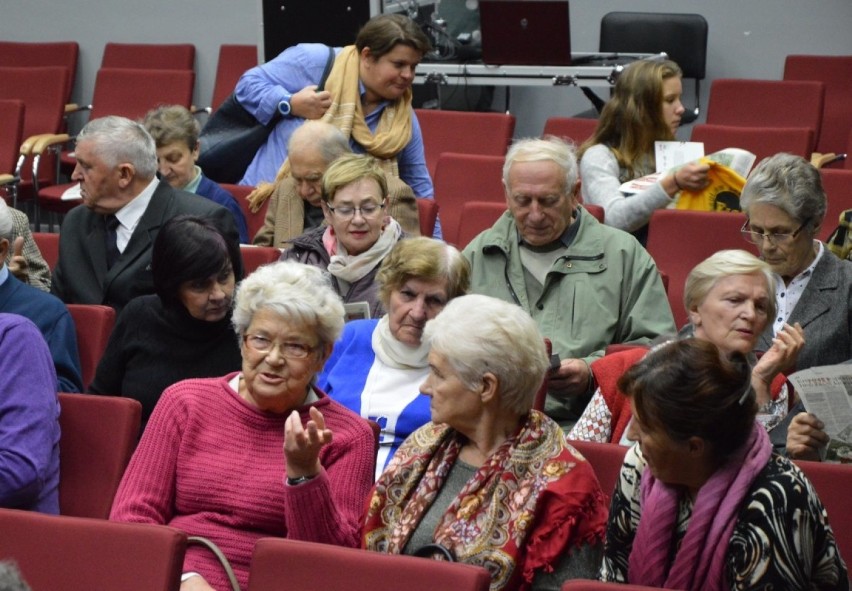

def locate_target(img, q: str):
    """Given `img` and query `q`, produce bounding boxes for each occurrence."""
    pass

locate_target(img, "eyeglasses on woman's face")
[326,201,386,220]
[740,218,810,246]
[243,334,315,359]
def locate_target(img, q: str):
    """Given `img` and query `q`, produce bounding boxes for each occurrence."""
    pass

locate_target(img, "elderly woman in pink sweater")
[110,261,375,591]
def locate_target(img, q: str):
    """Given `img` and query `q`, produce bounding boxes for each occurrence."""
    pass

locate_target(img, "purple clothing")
[0,313,60,514]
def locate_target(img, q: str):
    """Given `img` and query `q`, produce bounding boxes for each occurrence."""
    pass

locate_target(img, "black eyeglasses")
[740,218,811,246]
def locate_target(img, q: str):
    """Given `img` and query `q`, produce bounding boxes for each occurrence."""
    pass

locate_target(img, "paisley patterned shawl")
[363,410,607,591]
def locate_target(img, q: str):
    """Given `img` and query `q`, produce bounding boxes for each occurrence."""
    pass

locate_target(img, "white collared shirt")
[112,177,159,253]
[773,240,824,335]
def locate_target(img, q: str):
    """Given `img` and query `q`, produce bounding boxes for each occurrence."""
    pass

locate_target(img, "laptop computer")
[478,0,644,67]
[479,0,572,66]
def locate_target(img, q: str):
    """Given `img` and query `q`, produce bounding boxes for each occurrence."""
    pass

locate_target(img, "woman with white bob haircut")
[363,294,607,591]
[111,261,376,591]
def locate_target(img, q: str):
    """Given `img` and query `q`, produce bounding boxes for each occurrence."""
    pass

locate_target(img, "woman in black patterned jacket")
[599,338,847,591]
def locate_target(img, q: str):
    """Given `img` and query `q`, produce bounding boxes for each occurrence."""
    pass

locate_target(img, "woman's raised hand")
[283,405,333,478]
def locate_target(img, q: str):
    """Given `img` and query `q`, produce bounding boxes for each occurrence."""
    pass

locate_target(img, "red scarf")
[363,411,607,591]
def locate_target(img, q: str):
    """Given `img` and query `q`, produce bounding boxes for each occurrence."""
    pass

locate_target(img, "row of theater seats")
[0,507,495,591]
[417,54,852,177]
[0,41,259,228]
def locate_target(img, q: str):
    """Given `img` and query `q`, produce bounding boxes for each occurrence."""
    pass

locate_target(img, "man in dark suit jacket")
[51,116,242,313]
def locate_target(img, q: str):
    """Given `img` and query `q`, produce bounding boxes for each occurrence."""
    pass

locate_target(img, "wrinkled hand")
[180,575,216,591]
[7,236,28,283]
[754,322,805,384]
[290,85,332,120]
[548,358,591,398]
[787,412,829,461]
[284,406,332,478]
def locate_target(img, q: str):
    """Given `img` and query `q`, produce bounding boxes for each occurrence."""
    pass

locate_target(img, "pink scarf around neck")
[628,422,772,591]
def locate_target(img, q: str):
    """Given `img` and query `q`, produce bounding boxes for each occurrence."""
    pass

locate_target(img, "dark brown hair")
[152,215,241,311]
[618,339,757,463]
[355,13,431,59]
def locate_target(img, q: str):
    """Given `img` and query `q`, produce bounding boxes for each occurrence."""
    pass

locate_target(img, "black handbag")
[198,47,335,184]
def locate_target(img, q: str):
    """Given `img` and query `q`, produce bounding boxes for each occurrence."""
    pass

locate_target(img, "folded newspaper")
[787,363,852,463]
[619,147,756,195]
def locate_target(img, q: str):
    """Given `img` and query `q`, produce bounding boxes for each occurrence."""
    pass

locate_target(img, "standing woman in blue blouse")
[238,14,440,236]
[318,237,469,479]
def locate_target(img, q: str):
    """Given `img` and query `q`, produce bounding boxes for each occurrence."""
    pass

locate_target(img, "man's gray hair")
[502,136,579,193]
[77,116,158,179]
[288,121,351,164]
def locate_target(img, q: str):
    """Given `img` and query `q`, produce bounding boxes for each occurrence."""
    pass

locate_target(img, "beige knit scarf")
[248,45,414,212]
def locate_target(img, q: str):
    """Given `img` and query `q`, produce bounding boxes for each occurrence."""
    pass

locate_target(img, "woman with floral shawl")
[363,294,607,591]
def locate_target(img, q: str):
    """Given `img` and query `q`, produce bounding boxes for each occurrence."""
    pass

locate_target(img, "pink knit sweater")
[110,373,376,590]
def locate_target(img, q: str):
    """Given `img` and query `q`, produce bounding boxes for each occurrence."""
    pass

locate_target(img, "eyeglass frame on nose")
[740,217,811,246]
[326,200,386,220]
[243,334,316,359]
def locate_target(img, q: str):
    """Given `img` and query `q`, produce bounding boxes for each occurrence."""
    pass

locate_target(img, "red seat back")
[66,303,116,392]
[416,197,439,238]
[567,440,629,500]
[211,44,258,112]
[0,41,78,104]
[784,55,852,156]
[33,231,60,271]
[433,153,506,246]
[542,116,599,145]
[0,507,185,591]
[691,123,814,163]
[0,100,25,178]
[457,201,506,249]
[794,459,852,565]
[646,209,754,329]
[101,41,195,71]
[415,109,515,178]
[0,66,69,195]
[583,203,605,223]
[57,392,141,518]
[248,537,491,591]
[221,183,268,243]
[706,79,824,154]
[90,68,195,121]
[240,244,281,276]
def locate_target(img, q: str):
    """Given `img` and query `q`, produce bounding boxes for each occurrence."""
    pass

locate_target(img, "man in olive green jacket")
[463,137,675,429]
